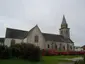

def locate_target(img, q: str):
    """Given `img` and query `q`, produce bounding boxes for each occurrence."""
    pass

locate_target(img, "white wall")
[45,41,74,51]
[45,41,67,50]
[68,43,74,51]
[4,38,22,47]
[23,38,27,43]
[27,26,45,49]
[55,42,69,51]
[45,41,52,49]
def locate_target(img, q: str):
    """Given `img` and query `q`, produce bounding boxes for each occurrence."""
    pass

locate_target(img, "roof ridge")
[7,28,28,32]
[42,32,61,36]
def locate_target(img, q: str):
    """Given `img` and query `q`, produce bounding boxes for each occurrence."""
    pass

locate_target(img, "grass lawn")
[0,55,82,64]
[0,59,41,64]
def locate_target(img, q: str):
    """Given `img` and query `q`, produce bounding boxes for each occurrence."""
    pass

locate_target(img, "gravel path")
[58,57,83,64]
[65,57,83,61]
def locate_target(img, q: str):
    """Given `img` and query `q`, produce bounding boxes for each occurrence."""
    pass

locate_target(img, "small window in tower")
[48,44,50,48]
[35,35,39,42]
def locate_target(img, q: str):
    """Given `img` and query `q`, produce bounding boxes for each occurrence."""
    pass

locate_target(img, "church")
[0,15,74,51]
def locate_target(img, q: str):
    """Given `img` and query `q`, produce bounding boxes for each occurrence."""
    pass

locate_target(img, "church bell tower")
[59,15,70,38]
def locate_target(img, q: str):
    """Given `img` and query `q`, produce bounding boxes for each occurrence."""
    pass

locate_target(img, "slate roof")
[42,33,65,42]
[0,38,4,43]
[42,33,74,43]
[62,15,67,25]
[5,28,74,43]
[5,28,28,39]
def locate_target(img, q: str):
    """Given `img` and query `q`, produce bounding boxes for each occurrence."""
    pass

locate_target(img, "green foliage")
[20,43,41,61]
[0,45,11,59]
[0,43,41,61]
[0,59,41,64]
[84,55,85,63]
[74,60,84,64]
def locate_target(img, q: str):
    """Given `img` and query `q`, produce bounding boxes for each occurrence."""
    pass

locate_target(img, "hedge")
[42,49,85,56]
[0,43,41,62]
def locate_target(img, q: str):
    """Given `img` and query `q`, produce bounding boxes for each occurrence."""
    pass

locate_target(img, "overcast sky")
[0,0,85,46]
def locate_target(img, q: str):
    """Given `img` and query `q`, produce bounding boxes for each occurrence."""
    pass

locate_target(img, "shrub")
[10,43,41,61]
[74,60,84,64]
[0,46,11,59]
[0,45,6,55]
[29,46,41,61]
[42,49,58,56]
[42,49,85,56]
[84,55,85,63]
[0,43,41,61]
[10,44,21,58]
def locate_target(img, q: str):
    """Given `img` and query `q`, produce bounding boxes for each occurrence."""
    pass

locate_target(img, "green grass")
[0,59,41,64]
[0,55,82,64]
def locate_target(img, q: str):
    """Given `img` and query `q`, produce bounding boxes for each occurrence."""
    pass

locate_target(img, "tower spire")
[62,15,67,25]
[60,15,70,38]
[61,15,68,29]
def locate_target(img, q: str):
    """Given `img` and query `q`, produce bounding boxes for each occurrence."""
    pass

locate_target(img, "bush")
[10,44,21,58]
[0,45,6,55]
[0,43,41,61]
[0,46,11,59]
[10,43,41,61]
[42,49,58,56]
[28,46,41,61]
[84,55,85,63]
[74,60,84,64]
[42,49,85,56]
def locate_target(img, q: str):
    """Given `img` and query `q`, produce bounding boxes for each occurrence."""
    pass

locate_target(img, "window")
[63,46,65,50]
[35,35,39,42]
[70,46,72,50]
[55,45,57,49]
[48,44,50,48]
[67,44,69,51]
[59,44,62,51]
[11,39,15,46]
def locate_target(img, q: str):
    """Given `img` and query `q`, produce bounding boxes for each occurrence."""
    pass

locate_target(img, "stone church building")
[0,16,74,51]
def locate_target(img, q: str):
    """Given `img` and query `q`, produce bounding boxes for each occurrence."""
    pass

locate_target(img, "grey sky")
[0,0,85,46]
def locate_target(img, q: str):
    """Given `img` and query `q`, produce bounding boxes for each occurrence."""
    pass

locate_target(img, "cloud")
[0,0,85,46]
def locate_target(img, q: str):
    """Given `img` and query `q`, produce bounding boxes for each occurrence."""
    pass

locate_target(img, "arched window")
[48,44,50,48]
[11,39,15,46]
[59,44,62,51]
[70,46,72,50]
[55,45,57,49]
[35,35,39,42]
[63,46,65,50]
[67,44,69,51]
